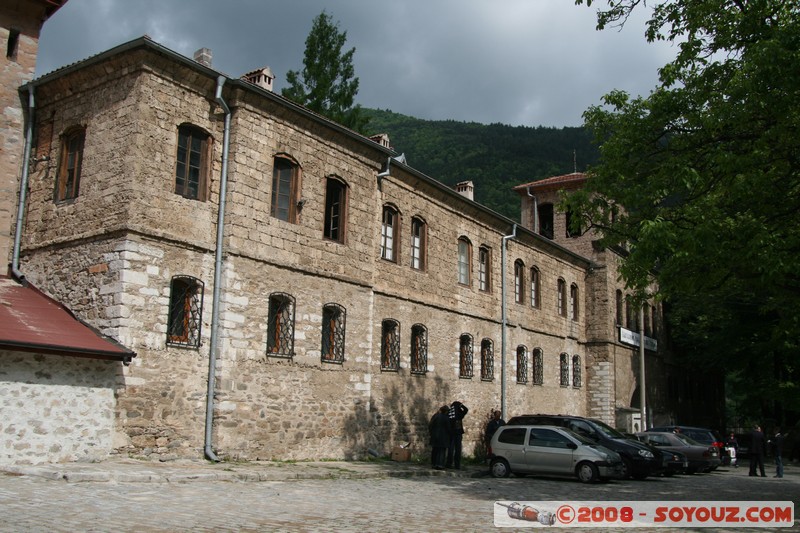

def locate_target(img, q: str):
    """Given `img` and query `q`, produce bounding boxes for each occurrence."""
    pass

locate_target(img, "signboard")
[619,327,658,352]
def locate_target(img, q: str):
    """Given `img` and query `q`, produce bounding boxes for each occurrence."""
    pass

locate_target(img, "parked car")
[506,414,661,479]
[636,431,721,473]
[656,448,689,476]
[489,425,625,483]
[647,425,724,469]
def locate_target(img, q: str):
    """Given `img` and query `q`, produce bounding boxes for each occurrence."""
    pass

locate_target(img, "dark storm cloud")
[36,0,676,127]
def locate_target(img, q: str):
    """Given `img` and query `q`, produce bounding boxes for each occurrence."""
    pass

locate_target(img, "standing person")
[446,401,469,469]
[749,424,766,477]
[725,432,739,468]
[429,405,450,470]
[485,409,506,449]
[771,427,785,478]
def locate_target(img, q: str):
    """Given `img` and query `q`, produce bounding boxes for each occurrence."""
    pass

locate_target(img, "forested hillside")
[363,108,600,220]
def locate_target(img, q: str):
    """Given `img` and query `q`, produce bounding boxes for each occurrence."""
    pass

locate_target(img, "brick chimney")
[455,181,474,201]
[193,48,212,67]
[241,67,275,92]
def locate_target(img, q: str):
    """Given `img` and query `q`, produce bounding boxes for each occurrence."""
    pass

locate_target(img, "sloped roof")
[0,276,136,363]
[513,172,588,193]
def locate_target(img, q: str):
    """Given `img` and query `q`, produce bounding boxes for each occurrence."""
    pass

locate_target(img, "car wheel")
[490,458,511,478]
[576,461,599,483]
[620,457,633,479]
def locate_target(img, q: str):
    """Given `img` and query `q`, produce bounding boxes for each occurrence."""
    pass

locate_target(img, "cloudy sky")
[36,0,677,128]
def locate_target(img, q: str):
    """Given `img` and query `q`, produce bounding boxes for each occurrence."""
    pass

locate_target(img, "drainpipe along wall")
[11,88,36,282]
[500,224,517,420]
[204,76,231,462]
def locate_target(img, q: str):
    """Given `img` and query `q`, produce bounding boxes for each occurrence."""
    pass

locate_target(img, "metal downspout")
[11,88,35,281]
[500,224,517,420]
[205,76,231,462]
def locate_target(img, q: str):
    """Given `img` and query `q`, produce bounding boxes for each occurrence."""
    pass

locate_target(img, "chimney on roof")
[455,181,474,201]
[193,47,212,67]
[369,133,391,149]
[241,67,275,92]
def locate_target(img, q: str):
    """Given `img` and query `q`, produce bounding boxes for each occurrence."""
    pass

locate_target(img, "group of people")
[725,425,785,478]
[428,401,469,470]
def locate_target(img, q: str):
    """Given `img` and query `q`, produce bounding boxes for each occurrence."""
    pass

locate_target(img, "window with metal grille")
[267,293,295,358]
[459,333,473,378]
[381,206,399,262]
[530,267,540,308]
[457,237,471,286]
[516,345,528,384]
[381,319,400,371]
[570,283,579,320]
[324,177,347,242]
[271,155,300,222]
[478,246,491,292]
[175,124,209,201]
[557,279,567,317]
[55,126,85,202]
[167,276,204,348]
[514,259,525,304]
[532,348,544,385]
[410,217,427,270]
[572,354,582,387]
[559,352,570,387]
[321,303,346,363]
[410,324,427,374]
[481,338,494,381]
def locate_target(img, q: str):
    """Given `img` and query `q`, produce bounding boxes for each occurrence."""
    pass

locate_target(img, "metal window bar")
[559,353,570,387]
[267,293,295,358]
[167,276,203,348]
[321,304,346,363]
[381,319,400,371]
[410,324,428,374]
[532,349,544,385]
[481,339,494,381]
[516,346,528,383]
[572,355,582,387]
[459,335,473,378]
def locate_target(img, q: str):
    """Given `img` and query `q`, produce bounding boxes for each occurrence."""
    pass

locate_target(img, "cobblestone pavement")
[0,459,797,532]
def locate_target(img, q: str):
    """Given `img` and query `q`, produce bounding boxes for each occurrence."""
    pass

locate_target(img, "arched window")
[167,275,204,348]
[271,154,301,222]
[615,289,623,326]
[381,205,400,262]
[323,177,348,243]
[570,283,579,321]
[478,246,492,292]
[175,124,210,201]
[532,348,544,385]
[457,237,472,286]
[321,303,346,363]
[267,292,295,357]
[381,319,400,371]
[410,217,427,270]
[410,324,428,374]
[559,353,570,387]
[481,338,494,381]
[459,334,473,378]
[530,266,540,308]
[572,354,582,387]
[56,126,85,202]
[514,259,525,304]
[516,345,528,384]
[557,279,567,317]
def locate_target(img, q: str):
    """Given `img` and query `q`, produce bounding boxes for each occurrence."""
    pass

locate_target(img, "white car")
[489,425,625,483]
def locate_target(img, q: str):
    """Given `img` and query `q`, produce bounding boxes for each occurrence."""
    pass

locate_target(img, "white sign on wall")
[619,327,658,352]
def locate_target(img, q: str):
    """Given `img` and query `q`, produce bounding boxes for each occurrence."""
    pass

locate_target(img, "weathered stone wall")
[0,350,123,465]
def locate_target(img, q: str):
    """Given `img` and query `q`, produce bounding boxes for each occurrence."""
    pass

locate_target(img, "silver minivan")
[489,425,625,483]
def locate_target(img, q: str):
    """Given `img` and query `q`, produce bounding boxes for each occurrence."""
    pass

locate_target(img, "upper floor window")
[381,205,399,262]
[516,345,528,384]
[381,319,400,371]
[572,354,582,387]
[514,259,525,304]
[570,283,579,321]
[267,292,295,357]
[530,267,540,308]
[566,209,582,238]
[321,303,346,363]
[410,217,427,270]
[557,279,567,317]
[480,338,494,381]
[271,155,300,222]
[626,298,636,331]
[615,289,623,326]
[538,203,554,240]
[459,333,473,378]
[167,275,204,348]
[55,126,85,202]
[410,324,428,375]
[559,352,570,387]
[532,348,544,385]
[175,124,210,201]
[6,28,20,60]
[458,237,472,286]
[323,177,348,243]
[478,246,492,292]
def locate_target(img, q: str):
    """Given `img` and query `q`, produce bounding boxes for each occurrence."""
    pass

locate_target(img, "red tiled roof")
[513,172,588,192]
[0,276,135,362]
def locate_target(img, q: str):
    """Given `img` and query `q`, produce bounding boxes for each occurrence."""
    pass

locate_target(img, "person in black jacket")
[485,409,505,449]
[749,424,766,477]
[446,401,469,469]
[429,405,451,470]
[771,427,785,478]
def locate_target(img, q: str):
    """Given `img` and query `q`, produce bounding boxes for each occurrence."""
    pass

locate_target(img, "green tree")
[568,1,800,419]
[282,11,368,132]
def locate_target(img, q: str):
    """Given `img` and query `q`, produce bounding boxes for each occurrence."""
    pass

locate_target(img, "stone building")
[1,9,717,464]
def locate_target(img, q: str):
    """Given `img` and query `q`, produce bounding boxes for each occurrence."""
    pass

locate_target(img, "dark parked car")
[647,425,724,469]
[507,414,661,479]
[636,431,721,474]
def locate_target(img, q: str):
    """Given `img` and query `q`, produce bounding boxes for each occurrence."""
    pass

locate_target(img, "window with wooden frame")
[381,319,400,371]
[480,338,494,381]
[559,352,570,387]
[478,246,492,292]
[323,177,347,243]
[514,259,525,304]
[267,292,295,358]
[271,155,300,222]
[410,324,428,374]
[166,276,204,348]
[459,333,473,378]
[321,303,346,363]
[557,278,567,317]
[457,236,472,286]
[55,126,85,202]
[175,124,210,201]
[530,266,540,308]
[570,283,579,321]
[410,216,427,270]
[516,345,528,384]
[572,354,582,388]
[381,205,399,262]
[532,348,544,385]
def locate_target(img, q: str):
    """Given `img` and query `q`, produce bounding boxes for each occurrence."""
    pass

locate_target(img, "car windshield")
[589,419,626,439]
[676,434,701,446]
[562,428,596,446]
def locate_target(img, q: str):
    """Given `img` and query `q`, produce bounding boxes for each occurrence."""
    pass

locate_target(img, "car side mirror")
[567,442,578,450]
